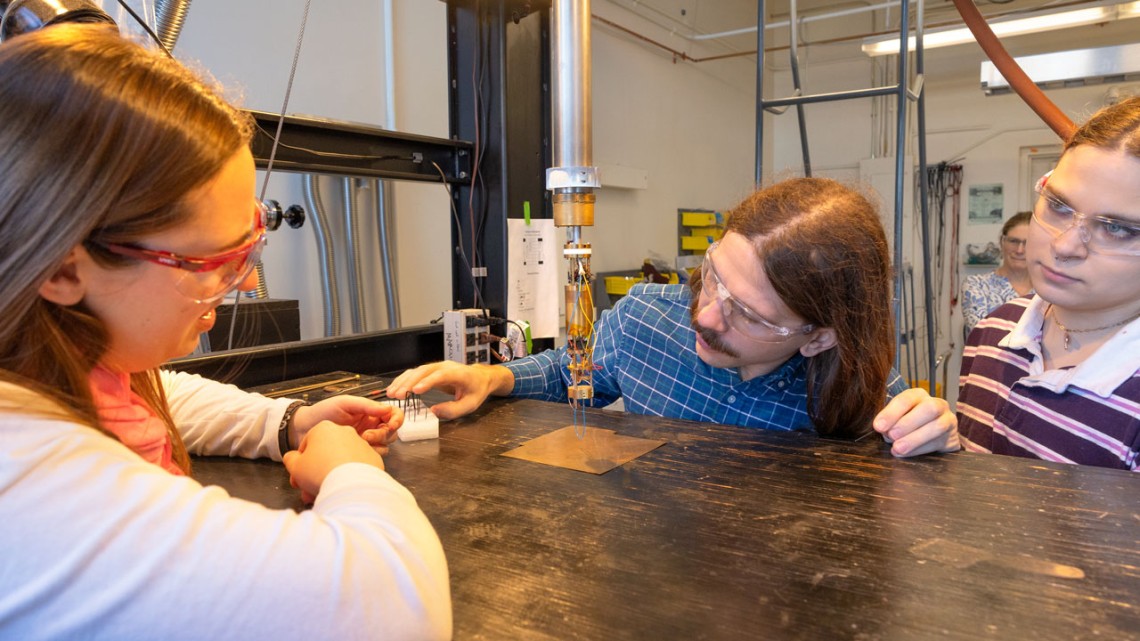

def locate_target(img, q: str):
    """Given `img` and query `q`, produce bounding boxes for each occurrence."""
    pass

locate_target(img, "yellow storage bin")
[680,211,723,227]
[604,272,679,296]
[908,380,944,398]
[687,226,724,239]
[681,235,716,251]
[604,276,640,296]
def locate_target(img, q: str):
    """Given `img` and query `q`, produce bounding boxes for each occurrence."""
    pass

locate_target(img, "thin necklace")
[1048,305,1140,350]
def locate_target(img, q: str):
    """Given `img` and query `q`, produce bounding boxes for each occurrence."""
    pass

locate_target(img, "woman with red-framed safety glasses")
[0,25,450,640]
[87,200,268,304]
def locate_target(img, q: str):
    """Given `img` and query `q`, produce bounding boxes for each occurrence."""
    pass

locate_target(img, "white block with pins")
[381,397,439,442]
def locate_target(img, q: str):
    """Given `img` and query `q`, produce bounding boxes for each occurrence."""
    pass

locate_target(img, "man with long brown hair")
[390,178,958,456]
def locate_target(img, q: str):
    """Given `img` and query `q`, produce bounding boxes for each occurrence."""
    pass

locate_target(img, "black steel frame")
[178,3,556,378]
[445,0,552,317]
[176,326,444,388]
[249,109,473,183]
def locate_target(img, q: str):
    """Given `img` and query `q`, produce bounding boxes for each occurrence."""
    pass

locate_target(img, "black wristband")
[278,400,308,455]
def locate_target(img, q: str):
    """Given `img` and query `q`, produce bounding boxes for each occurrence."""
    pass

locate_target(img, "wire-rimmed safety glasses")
[90,201,268,304]
[1033,172,1140,257]
[700,241,815,343]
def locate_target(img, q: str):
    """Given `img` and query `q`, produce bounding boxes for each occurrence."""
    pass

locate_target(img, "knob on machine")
[262,199,306,231]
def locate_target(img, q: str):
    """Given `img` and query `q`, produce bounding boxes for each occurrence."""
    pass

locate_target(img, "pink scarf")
[89,366,184,476]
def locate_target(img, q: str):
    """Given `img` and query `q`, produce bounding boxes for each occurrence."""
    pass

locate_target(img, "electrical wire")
[468,1,486,303]
[567,259,597,438]
[925,163,963,310]
[257,0,313,204]
[947,167,963,311]
[235,0,313,349]
[114,0,173,58]
[431,161,487,311]
[507,320,528,356]
[252,123,415,161]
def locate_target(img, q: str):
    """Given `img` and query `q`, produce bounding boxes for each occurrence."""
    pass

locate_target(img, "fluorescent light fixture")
[980,42,1140,95]
[861,1,1134,57]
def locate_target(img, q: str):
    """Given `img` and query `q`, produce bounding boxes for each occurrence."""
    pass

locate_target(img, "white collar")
[1000,295,1140,396]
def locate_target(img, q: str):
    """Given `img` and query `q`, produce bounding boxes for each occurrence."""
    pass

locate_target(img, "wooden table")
[195,398,1139,640]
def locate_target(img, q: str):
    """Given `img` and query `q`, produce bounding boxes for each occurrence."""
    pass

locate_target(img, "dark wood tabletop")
[194,398,1140,641]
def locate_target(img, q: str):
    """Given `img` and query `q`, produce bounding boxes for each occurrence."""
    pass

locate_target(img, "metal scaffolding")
[754,0,937,396]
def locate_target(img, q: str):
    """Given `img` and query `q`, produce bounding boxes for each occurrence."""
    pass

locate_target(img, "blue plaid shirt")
[505,283,906,433]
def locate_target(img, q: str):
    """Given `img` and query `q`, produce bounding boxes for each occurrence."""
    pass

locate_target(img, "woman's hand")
[289,396,403,455]
[873,388,961,457]
[282,421,386,503]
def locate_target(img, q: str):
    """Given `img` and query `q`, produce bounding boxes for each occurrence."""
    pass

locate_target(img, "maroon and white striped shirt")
[958,296,1140,471]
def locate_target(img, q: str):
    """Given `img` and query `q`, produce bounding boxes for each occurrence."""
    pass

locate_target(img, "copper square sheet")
[501,425,666,474]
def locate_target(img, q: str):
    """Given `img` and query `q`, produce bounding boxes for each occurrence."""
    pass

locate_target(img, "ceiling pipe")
[593,12,907,64]
[685,0,913,41]
[594,1,1115,66]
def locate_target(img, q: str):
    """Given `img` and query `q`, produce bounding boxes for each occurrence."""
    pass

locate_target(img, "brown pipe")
[950,0,1077,141]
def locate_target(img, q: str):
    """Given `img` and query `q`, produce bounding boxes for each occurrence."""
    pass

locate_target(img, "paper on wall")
[507,218,560,339]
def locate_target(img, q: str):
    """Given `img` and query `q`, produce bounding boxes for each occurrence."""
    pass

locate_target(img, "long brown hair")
[713,178,895,438]
[0,25,252,473]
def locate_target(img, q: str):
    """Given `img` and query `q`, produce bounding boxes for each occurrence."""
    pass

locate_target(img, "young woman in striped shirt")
[952,97,1140,471]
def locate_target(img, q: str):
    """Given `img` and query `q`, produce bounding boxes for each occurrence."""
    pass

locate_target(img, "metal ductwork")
[154,0,191,50]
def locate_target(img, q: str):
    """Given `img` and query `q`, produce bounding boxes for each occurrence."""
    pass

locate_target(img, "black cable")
[114,0,173,58]
[507,319,529,356]
[431,162,486,311]
[926,163,947,341]
[258,0,313,203]
[253,123,414,161]
[473,8,491,278]
[467,2,484,300]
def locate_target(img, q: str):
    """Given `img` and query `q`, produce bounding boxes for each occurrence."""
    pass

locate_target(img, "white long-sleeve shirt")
[0,371,451,640]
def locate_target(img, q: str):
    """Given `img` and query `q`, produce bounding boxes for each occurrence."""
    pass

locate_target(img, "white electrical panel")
[443,309,491,365]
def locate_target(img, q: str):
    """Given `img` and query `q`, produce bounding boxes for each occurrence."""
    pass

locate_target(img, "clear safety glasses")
[700,241,815,343]
[1033,172,1140,257]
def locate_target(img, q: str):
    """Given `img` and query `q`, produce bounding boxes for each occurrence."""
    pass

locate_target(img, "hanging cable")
[258,0,312,203]
[920,160,963,377]
[114,0,173,58]
[432,162,487,311]
[236,0,312,346]
[946,166,963,312]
